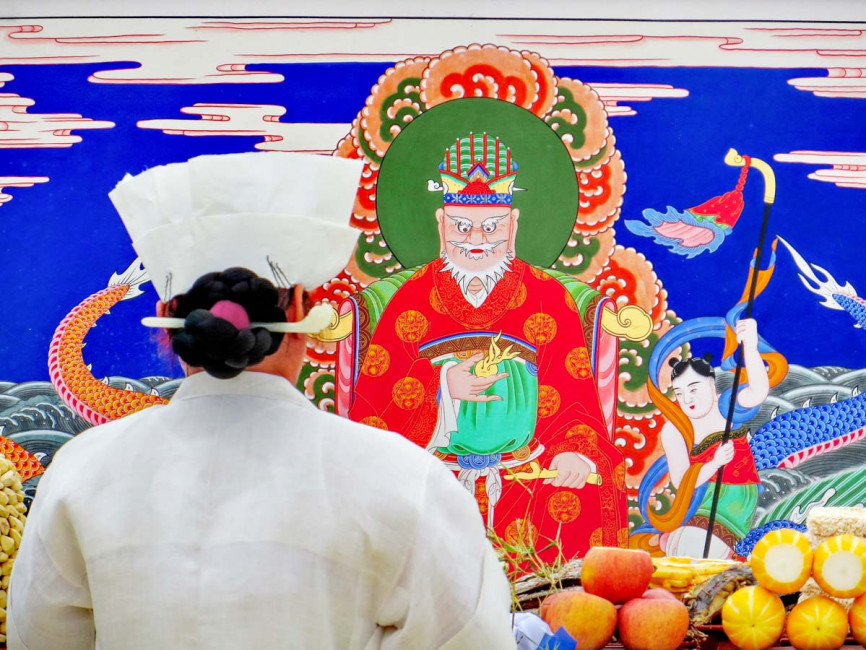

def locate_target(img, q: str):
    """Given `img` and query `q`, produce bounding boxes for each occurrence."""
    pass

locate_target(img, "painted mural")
[2,17,866,569]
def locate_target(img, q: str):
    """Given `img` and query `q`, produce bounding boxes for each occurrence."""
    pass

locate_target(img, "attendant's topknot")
[669,353,715,380]
[167,268,286,379]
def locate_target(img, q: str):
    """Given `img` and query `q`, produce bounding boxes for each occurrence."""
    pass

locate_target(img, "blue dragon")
[749,237,866,472]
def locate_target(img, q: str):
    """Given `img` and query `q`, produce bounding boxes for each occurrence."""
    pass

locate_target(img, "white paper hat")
[109,151,364,302]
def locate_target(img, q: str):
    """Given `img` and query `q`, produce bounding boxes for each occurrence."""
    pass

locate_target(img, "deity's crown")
[439,133,518,206]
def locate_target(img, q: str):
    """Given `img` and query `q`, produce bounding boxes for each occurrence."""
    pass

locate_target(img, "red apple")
[538,590,572,621]
[641,588,679,601]
[618,597,690,650]
[541,590,617,650]
[582,546,654,604]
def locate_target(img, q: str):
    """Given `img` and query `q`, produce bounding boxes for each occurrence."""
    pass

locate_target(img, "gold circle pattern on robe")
[564,423,599,457]
[565,346,592,380]
[360,344,390,377]
[613,461,627,492]
[505,518,539,547]
[507,282,528,310]
[360,415,389,430]
[430,287,449,314]
[392,377,425,410]
[523,313,557,346]
[537,385,561,418]
[548,491,582,523]
[395,310,430,342]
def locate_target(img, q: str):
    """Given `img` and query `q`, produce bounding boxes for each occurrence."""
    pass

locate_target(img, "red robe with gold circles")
[349,257,628,559]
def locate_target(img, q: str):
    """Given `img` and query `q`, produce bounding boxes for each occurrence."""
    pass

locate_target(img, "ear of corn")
[749,528,813,594]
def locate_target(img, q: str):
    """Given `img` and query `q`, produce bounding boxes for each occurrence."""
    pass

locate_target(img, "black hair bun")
[670,353,716,381]
[168,268,287,379]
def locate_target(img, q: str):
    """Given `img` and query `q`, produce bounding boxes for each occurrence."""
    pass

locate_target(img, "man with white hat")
[7,152,517,649]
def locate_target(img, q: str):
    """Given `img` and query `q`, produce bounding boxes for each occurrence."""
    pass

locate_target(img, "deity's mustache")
[448,239,506,261]
[441,247,514,297]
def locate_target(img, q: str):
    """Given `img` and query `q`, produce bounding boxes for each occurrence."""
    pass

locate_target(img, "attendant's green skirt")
[696,482,758,538]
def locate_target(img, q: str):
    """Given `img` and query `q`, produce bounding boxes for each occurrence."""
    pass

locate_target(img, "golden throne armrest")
[313,308,354,342]
[314,304,652,343]
[599,304,652,342]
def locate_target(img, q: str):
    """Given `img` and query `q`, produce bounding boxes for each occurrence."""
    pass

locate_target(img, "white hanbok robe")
[8,371,516,649]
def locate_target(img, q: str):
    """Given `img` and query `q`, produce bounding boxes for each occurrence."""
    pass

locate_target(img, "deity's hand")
[446,353,509,402]
[736,318,759,351]
[712,440,735,468]
[543,452,592,489]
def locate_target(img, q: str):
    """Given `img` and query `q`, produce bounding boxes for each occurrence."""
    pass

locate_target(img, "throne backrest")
[335,266,619,439]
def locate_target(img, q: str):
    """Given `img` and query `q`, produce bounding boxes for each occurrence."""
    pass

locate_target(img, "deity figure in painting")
[348,132,628,559]
[651,319,769,558]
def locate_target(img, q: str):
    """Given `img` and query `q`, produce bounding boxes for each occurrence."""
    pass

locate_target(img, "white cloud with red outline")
[136,103,349,153]
[0,92,115,148]
[3,20,860,96]
[0,72,114,208]
[0,176,49,207]
[774,151,866,189]
[788,68,866,99]
[590,83,689,117]
[2,20,863,101]
[0,72,114,149]
[1,17,864,168]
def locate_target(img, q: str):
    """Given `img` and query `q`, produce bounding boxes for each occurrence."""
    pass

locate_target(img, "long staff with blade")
[702,148,776,559]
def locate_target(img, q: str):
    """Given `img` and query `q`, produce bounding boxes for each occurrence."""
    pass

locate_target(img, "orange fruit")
[721,585,786,650]
[813,534,866,599]
[750,528,813,594]
[786,596,849,650]
[849,592,866,646]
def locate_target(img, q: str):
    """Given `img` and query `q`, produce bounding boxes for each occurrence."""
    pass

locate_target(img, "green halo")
[376,97,579,269]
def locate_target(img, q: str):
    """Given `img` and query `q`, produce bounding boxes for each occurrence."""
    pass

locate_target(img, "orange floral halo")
[330,44,624,295]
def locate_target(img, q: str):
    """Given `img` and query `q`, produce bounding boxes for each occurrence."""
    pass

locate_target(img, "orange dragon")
[48,259,166,427]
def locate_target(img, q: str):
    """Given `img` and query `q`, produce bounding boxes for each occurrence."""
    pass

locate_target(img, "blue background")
[2,61,865,383]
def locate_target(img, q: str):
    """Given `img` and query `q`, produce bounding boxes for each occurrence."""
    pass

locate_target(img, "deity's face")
[671,366,717,419]
[436,204,519,274]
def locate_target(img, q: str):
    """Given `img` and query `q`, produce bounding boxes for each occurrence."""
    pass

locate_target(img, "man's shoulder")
[325,412,440,468]
[41,404,167,480]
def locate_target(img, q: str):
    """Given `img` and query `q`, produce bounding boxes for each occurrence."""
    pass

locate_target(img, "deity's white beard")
[441,249,514,296]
